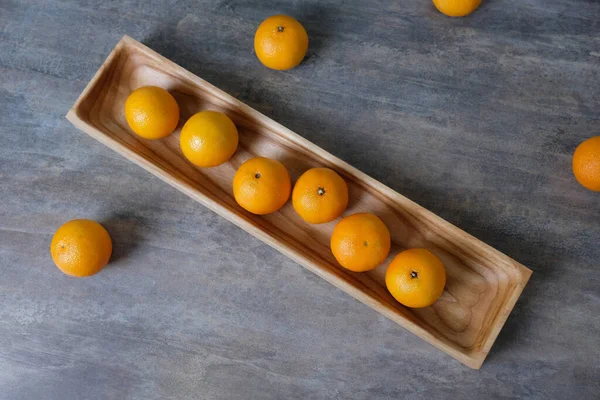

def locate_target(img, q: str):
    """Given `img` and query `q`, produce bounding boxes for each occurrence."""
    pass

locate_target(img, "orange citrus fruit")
[124,86,179,140]
[180,111,239,167]
[254,15,309,70]
[432,0,481,17]
[292,168,348,224]
[385,248,446,308]
[572,136,600,192]
[330,213,391,272]
[233,157,291,214]
[50,219,112,277]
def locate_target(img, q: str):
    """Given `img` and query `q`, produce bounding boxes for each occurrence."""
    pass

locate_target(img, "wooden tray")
[66,36,532,369]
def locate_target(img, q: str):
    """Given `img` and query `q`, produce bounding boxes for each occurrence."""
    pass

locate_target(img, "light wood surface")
[67,36,532,369]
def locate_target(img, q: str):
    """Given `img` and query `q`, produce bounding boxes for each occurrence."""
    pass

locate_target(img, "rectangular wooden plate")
[66,36,532,369]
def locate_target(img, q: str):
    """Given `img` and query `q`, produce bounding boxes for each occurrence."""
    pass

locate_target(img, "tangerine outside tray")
[66,36,532,369]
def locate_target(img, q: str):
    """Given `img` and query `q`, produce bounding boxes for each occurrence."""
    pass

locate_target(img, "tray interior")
[70,38,531,368]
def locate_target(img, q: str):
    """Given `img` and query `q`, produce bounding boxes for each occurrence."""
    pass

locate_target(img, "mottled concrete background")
[1,0,599,398]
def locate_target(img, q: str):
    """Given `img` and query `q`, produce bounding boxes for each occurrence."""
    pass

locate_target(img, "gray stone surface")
[1,0,599,398]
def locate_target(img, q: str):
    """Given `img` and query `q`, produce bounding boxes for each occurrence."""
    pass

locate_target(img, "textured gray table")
[1,0,599,398]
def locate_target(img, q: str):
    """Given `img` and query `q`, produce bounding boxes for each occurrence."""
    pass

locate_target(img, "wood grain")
[67,36,532,369]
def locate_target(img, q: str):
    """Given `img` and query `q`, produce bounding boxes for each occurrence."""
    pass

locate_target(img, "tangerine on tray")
[330,213,391,272]
[124,86,179,140]
[180,111,239,167]
[233,157,292,215]
[385,248,446,308]
[292,168,348,224]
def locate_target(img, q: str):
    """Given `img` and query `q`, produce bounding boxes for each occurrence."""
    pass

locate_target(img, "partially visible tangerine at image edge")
[573,136,600,192]
[432,0,481,17]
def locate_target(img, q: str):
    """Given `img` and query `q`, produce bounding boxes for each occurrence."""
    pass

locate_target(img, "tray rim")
[66,35,532,369]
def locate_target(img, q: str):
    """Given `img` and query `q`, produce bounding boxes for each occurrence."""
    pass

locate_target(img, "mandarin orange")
[330,213,391,272]
[124,86,179,140]
[385,248,446,308]
[180,111,238,167]
[292,168,348,224]
[233,157,291,215]
[50,219,112,277]
[254,15,308,70]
